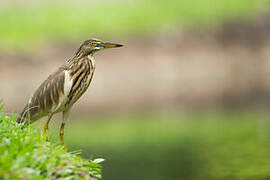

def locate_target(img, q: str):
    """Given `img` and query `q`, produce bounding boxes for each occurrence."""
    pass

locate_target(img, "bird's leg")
[60,110,69,151]
[60,122,66,151]
[44,114,53,141]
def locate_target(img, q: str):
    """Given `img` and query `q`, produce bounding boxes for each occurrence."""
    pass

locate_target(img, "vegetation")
[0,100,103,180]
[0,0,269,51]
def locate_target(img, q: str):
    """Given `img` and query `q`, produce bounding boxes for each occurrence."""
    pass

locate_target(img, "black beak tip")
[116,44,124,47]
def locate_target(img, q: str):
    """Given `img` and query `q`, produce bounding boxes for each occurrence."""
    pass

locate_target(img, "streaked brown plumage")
[17,38,123,150]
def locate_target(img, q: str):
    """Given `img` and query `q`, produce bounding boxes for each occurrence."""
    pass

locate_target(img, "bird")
[17,38,123,150]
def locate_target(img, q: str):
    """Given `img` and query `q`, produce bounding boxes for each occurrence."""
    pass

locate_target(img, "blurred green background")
[1,0,270,179]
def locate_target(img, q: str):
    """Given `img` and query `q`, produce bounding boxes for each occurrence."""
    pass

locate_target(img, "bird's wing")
[20,66,72,122]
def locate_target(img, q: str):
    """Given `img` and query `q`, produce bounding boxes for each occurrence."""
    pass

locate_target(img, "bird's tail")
[17,104,37,125]
[17,107,30,126]
[16,115,23,123]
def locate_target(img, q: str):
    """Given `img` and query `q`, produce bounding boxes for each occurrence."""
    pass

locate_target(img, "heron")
[17,38,123,150]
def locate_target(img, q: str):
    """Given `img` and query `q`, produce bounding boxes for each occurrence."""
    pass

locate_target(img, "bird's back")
[17,66,68,123]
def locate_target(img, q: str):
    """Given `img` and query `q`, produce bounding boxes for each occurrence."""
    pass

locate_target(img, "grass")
[0,0,269,51]
[0,100,104,180]
[54,110,270,180]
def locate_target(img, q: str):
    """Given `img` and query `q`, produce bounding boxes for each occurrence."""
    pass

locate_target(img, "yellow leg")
[60,122,66,151]
[60,110,69,151]
[44,114,53,141]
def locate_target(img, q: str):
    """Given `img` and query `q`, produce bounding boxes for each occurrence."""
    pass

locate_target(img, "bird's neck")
[87,54,96,70]
[66,54,95,70]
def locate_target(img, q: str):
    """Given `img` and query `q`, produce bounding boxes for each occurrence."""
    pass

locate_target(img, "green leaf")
[93,158,105,164]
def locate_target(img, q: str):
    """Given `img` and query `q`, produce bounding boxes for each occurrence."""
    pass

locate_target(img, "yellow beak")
[101,42,123,48]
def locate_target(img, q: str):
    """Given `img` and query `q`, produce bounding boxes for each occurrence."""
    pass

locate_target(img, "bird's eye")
[90,42,96,46]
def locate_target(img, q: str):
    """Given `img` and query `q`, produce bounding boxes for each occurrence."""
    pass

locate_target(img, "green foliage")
[0,0,269,51]
[0,101,103,180]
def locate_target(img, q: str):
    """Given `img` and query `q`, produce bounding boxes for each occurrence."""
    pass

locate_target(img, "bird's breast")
[65,57,95,108]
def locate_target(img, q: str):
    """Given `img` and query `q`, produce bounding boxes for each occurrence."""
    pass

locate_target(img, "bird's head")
[76,38,123,57]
